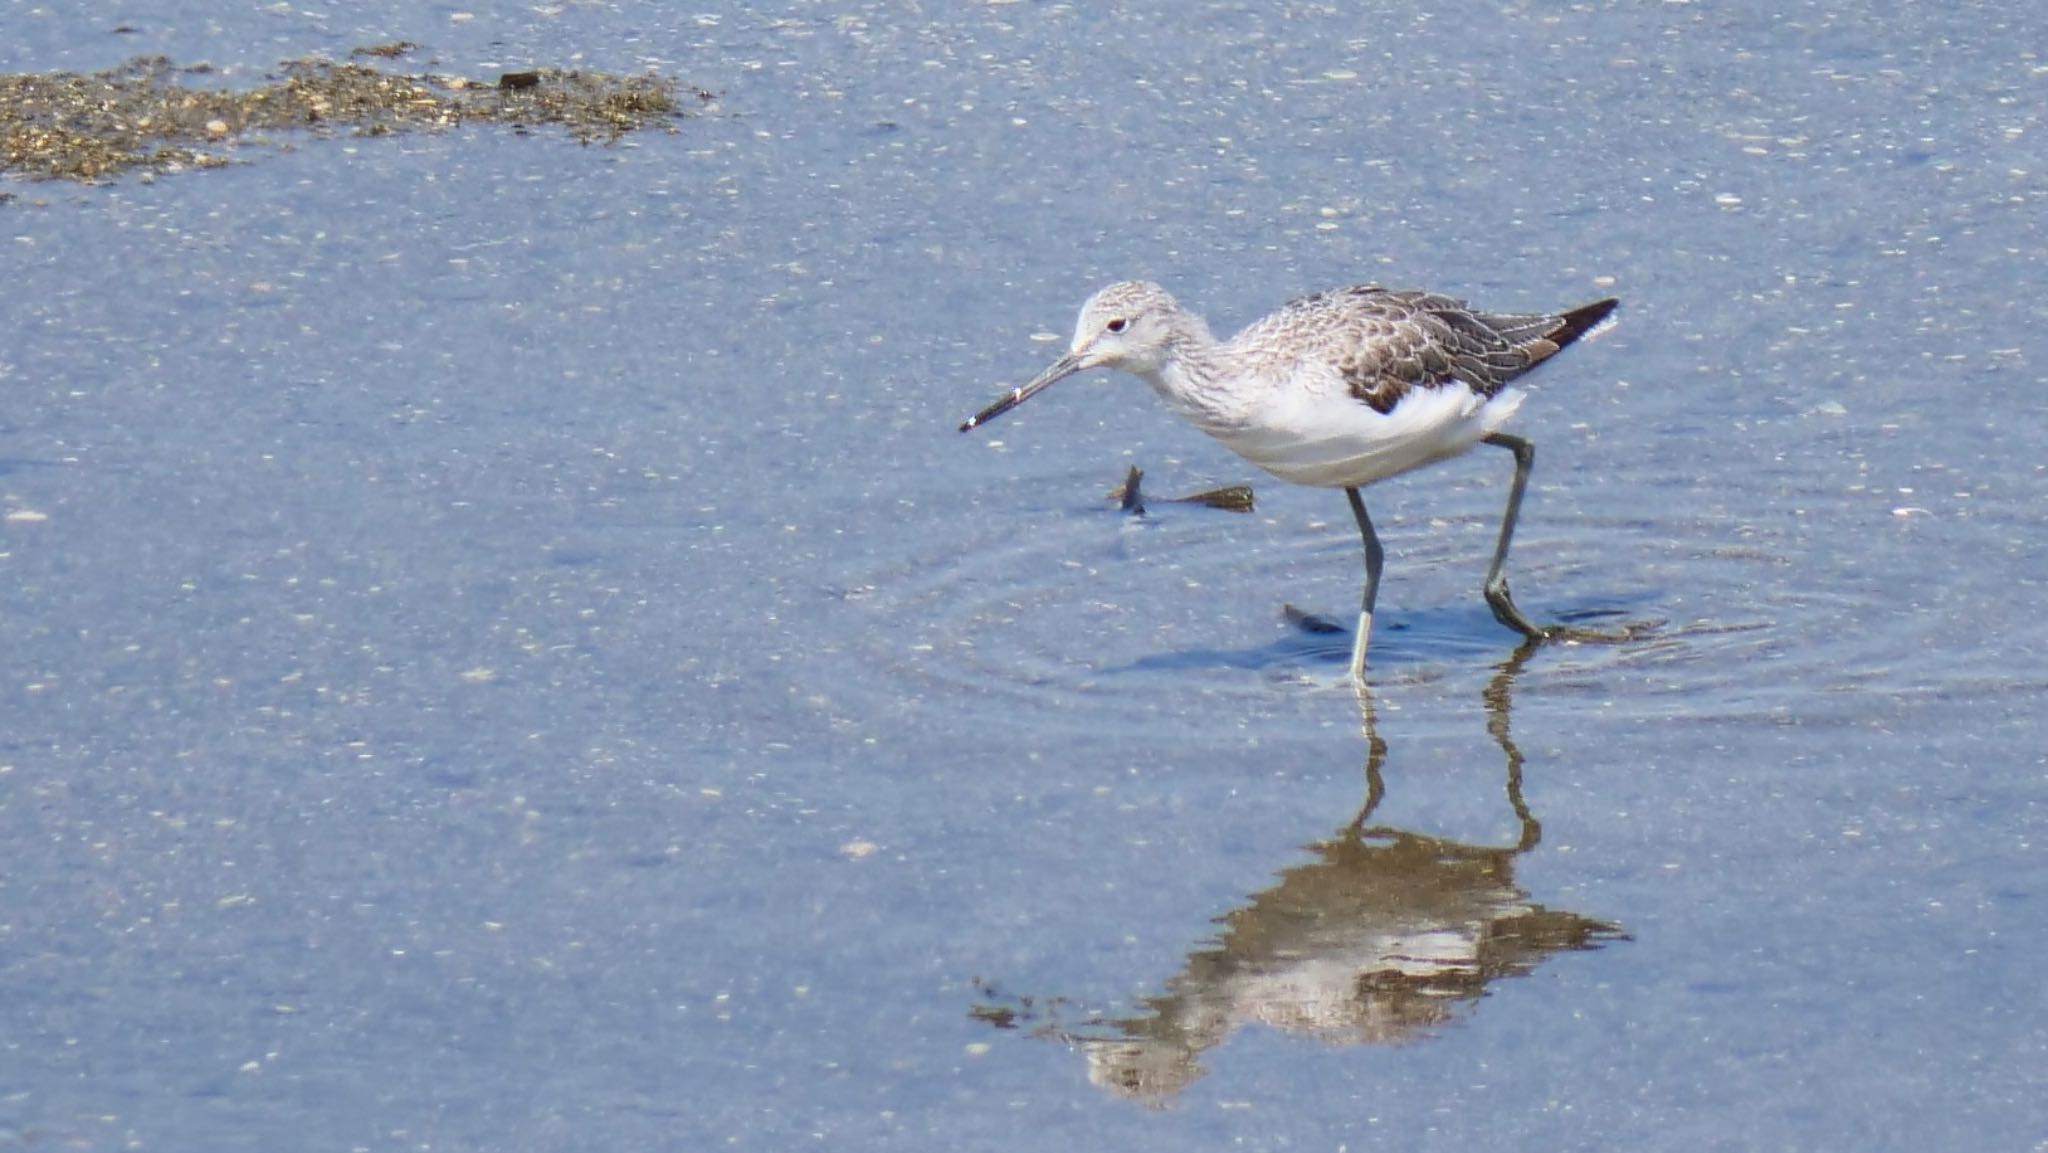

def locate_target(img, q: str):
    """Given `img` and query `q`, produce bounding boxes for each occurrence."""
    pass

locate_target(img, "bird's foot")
[1488,586,1657,646]
[1539,610,1662,645]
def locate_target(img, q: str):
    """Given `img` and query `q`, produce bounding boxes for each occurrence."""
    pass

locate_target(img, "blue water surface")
[3,1,2045,1149]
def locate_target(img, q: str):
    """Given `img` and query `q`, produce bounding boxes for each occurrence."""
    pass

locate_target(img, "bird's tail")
[1476,298,1619,353]
[1549,297,1620,349]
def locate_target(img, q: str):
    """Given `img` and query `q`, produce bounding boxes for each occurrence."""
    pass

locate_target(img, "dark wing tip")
[1553,297,1620,348]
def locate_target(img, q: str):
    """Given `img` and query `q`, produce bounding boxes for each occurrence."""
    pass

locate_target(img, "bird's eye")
[1106,317,1129,333]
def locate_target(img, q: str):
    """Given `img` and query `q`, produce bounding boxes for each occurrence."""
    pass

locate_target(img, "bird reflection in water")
[969,648,1627,1104]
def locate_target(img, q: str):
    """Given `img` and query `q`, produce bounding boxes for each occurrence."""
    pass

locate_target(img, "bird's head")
[959,280,1190,431]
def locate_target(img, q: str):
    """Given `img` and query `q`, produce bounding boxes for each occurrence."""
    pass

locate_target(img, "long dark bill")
[958,353,1086,432]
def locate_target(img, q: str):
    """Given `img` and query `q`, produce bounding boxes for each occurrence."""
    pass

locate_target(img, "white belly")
[1206,384,1524,489]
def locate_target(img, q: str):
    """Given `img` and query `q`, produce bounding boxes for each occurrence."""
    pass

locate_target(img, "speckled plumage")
[1271,284,1605,414]
[960,279,1620,681]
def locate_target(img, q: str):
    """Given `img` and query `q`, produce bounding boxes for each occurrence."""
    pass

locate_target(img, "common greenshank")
[960,281,1619,682]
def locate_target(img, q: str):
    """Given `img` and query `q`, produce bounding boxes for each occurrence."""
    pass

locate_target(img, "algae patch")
[1,54,711,184]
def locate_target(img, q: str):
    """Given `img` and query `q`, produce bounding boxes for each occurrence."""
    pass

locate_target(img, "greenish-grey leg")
[1345,486,1384,682]
[1480,432,1551,641]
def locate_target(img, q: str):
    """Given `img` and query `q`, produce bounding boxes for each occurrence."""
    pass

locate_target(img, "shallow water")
[4,1,2046,1149]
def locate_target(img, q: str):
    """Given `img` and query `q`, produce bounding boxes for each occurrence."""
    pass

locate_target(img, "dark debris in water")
[1,52,713,184]
[1179,483,1257,512]
[1113,465,1147,515]
[1281,604,1348,635]
[1111,465,1257,516]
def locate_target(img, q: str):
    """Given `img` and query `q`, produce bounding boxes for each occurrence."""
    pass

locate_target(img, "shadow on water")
[970,646,1627,1105]
[1122,596,1663,680]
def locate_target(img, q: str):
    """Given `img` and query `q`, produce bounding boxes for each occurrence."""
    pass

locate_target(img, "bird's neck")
[1140,322,1245,429]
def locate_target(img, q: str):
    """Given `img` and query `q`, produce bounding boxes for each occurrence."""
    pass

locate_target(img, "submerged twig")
[1110,465,1256,516]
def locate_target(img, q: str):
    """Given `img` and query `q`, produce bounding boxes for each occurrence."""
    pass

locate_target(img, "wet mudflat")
[2,2,2044,1150]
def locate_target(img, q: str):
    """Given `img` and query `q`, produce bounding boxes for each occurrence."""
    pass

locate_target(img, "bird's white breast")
[1209,378,1525,489]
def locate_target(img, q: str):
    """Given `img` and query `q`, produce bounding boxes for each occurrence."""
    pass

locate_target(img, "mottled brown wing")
[1331,287,1577,415]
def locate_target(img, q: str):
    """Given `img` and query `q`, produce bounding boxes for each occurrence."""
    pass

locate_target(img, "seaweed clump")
[1,53,710,183]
